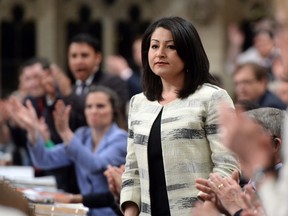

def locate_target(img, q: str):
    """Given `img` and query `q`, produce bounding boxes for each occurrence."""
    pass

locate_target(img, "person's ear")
[95,52,102,65]
[273,137,282,150]
[272,137,281,152]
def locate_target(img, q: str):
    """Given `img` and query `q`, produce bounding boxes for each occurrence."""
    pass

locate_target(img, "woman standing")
[120,16,240,216]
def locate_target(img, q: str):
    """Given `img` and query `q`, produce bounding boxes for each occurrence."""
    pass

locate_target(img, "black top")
[83,192,123,216]
[148,110,171,216]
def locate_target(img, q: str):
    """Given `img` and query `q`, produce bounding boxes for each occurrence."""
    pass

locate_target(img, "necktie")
[81,83,86,95]
[76,83,87,96]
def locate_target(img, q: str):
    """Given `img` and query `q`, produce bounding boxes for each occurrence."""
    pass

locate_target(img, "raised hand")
[104,164,125,199]
[9,98,35,129]
[227,23,244,48]
[50,64,72,96]
[0,100,10,125]
[8,98,39,143]
[0,99,12,145]
[105,55,131,78]
[38,117,51,142]
[53,100,73,144]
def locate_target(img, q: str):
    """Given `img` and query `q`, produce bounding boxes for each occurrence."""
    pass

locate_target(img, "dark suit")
[127,72,142,99]
[72,70,129,128]
[258,90,287,110]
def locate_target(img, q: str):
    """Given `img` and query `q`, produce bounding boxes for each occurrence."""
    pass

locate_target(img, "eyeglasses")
[234,79,257,87]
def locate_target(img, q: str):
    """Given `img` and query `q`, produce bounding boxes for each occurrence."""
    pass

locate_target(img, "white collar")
[75,73,95,87]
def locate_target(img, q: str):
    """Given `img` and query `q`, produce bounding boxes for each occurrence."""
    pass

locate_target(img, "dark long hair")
[141,16,217,101]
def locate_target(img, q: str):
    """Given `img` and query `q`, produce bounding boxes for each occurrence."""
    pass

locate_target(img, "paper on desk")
[55,203,88,209]
[0,166,57,190]
[15,176,57,187]
[0,166,34,179]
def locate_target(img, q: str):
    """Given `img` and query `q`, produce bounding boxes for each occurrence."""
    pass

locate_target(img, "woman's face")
[148,27,185,81]
[85,92,114,129]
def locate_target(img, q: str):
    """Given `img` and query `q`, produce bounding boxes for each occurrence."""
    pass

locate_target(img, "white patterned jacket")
[120,83,240,216]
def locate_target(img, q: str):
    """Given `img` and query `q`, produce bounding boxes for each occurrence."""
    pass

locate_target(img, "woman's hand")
[207,172,244,215]
[38,117,51,142]
[8,98,39,144]
[196,170,242,215]
[104,164,125,198]
[53,100,73,144]
[122,201,139,216]
[195,178,216,202]
[0,100,10,125]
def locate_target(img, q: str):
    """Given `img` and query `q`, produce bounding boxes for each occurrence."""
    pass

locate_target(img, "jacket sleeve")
[120,96,141,212]
[206,89,240,176]
[27,134,72,169]
[65,126,127,173]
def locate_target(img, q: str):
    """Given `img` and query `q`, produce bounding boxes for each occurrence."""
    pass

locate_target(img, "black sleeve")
[82,192,123,216]
[100,74,129,111]
[8,125,30,165]
[63,93,87,130]
[82,192,115,208]
[104,75,129,108]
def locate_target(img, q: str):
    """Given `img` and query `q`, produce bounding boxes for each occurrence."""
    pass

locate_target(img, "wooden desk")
[29,203,88,216]
[16,187,88,216]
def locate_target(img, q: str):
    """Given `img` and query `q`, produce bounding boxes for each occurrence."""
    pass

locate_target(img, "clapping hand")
[53,100,73,144]
[8,98,39,144]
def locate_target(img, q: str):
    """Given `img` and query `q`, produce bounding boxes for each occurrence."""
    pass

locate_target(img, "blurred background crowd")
[0,0,288,216]
[0,0,281,96]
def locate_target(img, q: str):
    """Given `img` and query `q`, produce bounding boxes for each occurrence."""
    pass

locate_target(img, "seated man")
[195,107,285,216]
[233,62,287,110]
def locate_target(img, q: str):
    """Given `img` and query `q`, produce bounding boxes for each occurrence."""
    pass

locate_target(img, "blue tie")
[81,83,86,95]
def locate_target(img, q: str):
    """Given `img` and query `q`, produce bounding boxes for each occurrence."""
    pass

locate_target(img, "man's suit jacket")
[258,90,287,110]
[72,69,129,128]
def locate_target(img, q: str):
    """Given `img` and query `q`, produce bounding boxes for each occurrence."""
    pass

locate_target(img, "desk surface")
[30,203,88,216]
[17,187,89,216]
